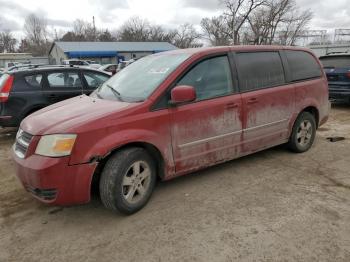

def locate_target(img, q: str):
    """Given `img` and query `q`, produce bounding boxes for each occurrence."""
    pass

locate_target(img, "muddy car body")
[12,46,329,214]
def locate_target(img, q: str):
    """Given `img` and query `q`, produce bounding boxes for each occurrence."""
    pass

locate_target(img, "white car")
[99,64,118,73]
[62,59,101,69]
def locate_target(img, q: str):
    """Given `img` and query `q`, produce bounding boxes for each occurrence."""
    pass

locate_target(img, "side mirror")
[170,85,196,106]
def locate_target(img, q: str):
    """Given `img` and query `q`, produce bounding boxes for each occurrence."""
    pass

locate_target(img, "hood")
[21,95,133,135]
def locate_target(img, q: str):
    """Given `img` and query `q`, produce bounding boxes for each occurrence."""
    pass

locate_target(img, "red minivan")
[12,46,329,214]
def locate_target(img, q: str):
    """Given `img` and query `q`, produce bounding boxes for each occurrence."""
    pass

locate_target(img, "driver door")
[169,55,243,173]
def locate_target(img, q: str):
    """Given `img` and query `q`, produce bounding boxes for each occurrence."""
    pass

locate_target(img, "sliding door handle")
[247,98,258,104]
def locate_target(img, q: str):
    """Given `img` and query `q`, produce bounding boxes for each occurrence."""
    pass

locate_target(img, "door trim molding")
[244,118,288,132]
[178,118,289,149]
[178,130,242,149]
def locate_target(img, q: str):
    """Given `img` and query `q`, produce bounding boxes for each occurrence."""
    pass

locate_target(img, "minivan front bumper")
[12,151,97,205]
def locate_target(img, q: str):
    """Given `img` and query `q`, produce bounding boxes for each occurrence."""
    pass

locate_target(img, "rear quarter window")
[285,50,322,82]
[24,74,42,88]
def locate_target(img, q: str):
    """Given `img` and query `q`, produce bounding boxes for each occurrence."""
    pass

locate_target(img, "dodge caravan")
[12,46,329,214]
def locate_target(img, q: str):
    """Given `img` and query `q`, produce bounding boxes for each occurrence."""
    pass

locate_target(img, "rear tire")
[99,147,156,215]
[288,112,316,153]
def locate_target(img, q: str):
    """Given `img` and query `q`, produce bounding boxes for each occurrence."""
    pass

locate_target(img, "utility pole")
[54,29,58,41]
[93,16,96,41]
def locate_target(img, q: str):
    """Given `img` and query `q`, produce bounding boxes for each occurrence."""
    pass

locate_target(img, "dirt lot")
[1,105,350,262]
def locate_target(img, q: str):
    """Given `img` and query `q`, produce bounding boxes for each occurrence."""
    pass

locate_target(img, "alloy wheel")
[122,161,151,205]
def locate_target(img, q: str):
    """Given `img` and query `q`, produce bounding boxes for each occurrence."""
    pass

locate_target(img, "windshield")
[319,56,350,68]
[92,53,190,102]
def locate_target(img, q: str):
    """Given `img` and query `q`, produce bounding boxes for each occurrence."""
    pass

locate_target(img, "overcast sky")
[1,0,350,39]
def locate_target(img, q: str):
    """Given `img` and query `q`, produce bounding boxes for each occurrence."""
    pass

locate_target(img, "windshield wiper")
[106,84,123,101]
[95,91,103,99]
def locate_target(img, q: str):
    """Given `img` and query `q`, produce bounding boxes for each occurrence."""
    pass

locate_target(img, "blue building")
[48,41,178,65]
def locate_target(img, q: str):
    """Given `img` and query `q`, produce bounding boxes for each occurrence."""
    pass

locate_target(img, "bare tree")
[201,15,231,45]
[244,0,311,45]
[172,23,202,48]
[98,29,115,41]
[24,14,48,45]
[23,14,50,55]
[277,9,312,45]
[72,19,86,41]
[0,30,17,53]
[116,16,151,41]
[222,0,266,45]
[115,17,202,48]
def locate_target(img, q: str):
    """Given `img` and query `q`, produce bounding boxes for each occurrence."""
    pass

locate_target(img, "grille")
[14,129,33,158]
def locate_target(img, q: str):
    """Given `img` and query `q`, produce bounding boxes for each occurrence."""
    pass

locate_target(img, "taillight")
[346,72,350,79]
[0,75,14,102]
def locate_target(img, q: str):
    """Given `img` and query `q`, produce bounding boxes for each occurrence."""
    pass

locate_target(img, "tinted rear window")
[285,50,322,81]
[236,51,285,92]
[319,56,350,68]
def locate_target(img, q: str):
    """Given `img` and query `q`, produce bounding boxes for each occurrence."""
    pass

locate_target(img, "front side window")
[236,52,285,92]
[286,50,322,81]
[177,56,234,101]
[47,72,82,88]
[94,53,190,102]
[83,72,109,88]
[24,74,42,88]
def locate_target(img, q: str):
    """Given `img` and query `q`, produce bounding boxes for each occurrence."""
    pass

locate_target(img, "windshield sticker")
[148,68,170,74]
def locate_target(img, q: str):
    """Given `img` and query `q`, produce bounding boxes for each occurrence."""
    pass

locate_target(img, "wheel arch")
[301,106,319,128]
[90,141,166,197]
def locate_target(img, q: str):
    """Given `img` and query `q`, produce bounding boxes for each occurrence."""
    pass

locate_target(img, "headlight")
[35,134,77,157]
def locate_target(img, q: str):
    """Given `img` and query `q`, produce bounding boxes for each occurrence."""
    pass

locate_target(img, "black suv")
[0,66,110,127]
[319,53,350,103]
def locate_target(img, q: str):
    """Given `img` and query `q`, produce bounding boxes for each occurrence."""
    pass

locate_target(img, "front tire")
[288,112,316,153]
[99,148,156,214]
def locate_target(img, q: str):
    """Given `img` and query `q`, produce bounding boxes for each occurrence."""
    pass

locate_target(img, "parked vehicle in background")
[5,61,31,69]
[12,46,329,215]
[62,59,90,66]
[62,59,101,69]
[88,63,102,69]
[99,64,118,73]
[116,60,134,72]
[0,66,110,127]
[319,53,350,103]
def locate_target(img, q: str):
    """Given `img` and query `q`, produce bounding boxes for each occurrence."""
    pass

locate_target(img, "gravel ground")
[0,104,350,262]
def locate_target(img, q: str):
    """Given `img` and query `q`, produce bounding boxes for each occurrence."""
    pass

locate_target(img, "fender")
[69,128,175,177]
[288,97,320,136]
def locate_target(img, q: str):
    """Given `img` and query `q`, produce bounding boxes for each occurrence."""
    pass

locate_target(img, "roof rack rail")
[6,64,82,72]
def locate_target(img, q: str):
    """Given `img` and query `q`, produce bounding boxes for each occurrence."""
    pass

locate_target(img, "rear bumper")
[329,86,350,99]
[0,115,17,127]
[12,150,97,205]
[319,101,331,127]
